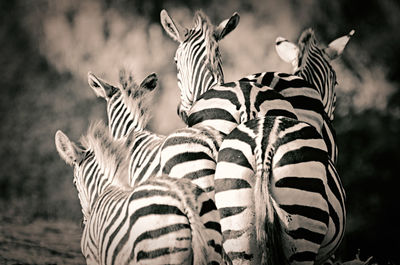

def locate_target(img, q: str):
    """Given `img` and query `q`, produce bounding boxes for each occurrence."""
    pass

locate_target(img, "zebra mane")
[298,28,315,46]
[297,28,317,61]
[80,120,130,188]
[192,10,224,83]
[297,28,336,73]
[118,69,154,129]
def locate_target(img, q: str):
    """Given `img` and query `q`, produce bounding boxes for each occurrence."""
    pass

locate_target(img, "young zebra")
[161,10,346,265]
[88,70,158,139]
[87,71,225,262]
[87,71,222,197]
[88,71,165,183]
[272,28,355,163]
[55,121,220,265]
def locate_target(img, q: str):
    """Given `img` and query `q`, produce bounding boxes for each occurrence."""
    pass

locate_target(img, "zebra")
[55,121,222,265]
[215,116,346,265]
[160,10,322,147]
[275,28,355,121]
[87,70,223,199]
[160,9,298,134]
[87,71,226,262]
[55,122,228,264]
[87,70,158,139]
[88,71,165,184]
[160,9,239,121]
[161,9,352,164]
[272,28,355,163]
[161,10,346,264]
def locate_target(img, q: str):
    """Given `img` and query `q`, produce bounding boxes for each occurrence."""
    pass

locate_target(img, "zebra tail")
[254,143,287,265]
[170,178,209,265]
[188,213,209,265]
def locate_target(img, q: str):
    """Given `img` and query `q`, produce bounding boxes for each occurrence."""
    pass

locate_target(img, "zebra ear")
[55,130,84,166]
[160,9,183,43]
[140,73,158,91]
[324,29,355,60]
[275,37,299,66]
[87,72,117,99]
[215,12,240,41]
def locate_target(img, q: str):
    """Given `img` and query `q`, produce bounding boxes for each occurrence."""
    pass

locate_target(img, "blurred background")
[1,0,399,263]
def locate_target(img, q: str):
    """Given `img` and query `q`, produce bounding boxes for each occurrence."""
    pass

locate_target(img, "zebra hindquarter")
[267,116,332,265]
[214,122,259,265]
[215,115,335,265]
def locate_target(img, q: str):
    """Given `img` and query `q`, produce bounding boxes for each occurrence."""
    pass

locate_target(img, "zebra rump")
[82,176,211,265]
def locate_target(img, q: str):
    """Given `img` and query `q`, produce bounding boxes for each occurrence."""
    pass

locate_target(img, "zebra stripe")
[161,10,239,123]
[88,70,223,201]
[274,29,354,162]
[186,80,298,135]
[87,72,226,262]
[240,71,338,164]
[163,10,346,264]
[84,178,218,265]
[294,29,337,120]
[88,70,158,139]
[214,116,345,265]
[55,122,222,265]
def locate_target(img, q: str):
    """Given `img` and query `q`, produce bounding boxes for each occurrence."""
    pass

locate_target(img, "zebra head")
[88,71,158,138]
[276,28,355,120]
[160,9,240,123]
[55,121,130,225]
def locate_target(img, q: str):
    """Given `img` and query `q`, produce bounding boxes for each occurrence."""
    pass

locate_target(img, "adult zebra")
[160,9,298,134]
[161,10,353,164]
[242,28,355,164]
[55,121,220,265]
[160,10,346,265]
[275,29,355,122]
[215,116,346,265]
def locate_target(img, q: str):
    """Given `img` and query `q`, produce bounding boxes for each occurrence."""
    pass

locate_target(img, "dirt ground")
[0,219,381,265]
[0,220,85,265]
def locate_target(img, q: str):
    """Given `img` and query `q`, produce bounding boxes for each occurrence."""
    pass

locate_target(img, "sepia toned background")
[1,0,399,263]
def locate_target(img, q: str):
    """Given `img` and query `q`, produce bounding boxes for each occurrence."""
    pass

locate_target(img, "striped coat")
[55,121,222,265]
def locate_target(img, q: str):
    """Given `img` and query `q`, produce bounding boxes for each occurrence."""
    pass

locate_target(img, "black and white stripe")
[87,72,225,262]
[161,9,240,123]
[88,71,158,139]
[162,10,347,264]
[215,116,345,265]
[240,71,338,164]
[87,71,222,199]
[275,29,354,162]
[55,122,222,264]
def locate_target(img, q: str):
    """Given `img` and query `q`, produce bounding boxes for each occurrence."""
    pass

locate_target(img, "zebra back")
[88,70,158,139]
[240,71,339,163]
[55,122,221,264]
[161,9,239,122]
[186,80,298,135]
